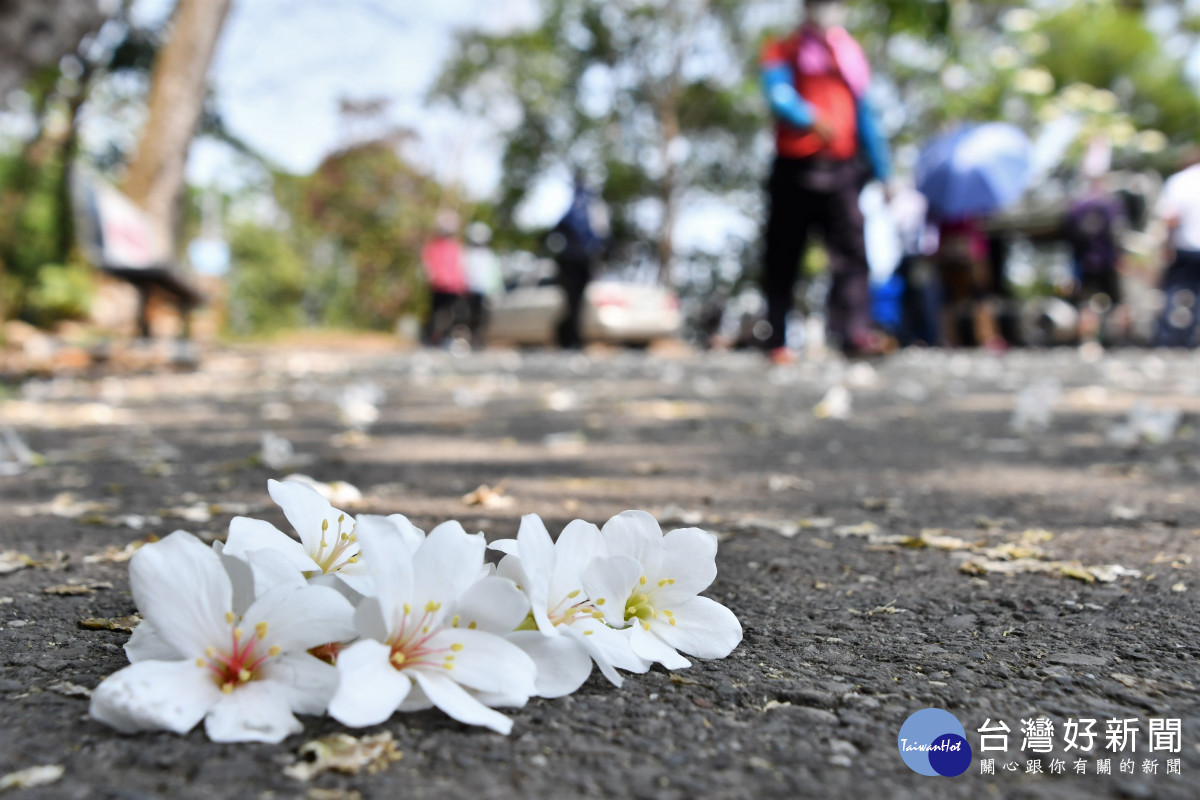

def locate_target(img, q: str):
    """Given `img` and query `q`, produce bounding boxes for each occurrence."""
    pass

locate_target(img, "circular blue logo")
[898,708,973,777]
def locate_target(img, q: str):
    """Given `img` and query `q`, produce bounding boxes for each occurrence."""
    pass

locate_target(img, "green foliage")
[434,0,764,280]
[23,262,94,326]
[225,223,308,336]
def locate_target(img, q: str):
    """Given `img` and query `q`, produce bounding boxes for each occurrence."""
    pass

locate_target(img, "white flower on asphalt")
[223,479,372,595]
[583,511,742,670]
[90,531,356,743]
[328,515,537,734]
[490,514,647,696]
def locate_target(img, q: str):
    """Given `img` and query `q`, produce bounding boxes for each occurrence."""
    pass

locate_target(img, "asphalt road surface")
[1,343,1198,799]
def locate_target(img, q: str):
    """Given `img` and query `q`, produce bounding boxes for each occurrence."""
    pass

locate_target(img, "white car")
[485,260,682,346]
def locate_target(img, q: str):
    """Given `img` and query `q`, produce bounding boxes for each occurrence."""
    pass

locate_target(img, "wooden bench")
[73,173,204,338]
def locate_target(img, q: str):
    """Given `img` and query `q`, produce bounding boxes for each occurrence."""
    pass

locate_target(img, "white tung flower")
[223,479,372,595]
[89,531,356,743]
[583,510,742,670]
[328,516,537,734]
[490,514,648,696]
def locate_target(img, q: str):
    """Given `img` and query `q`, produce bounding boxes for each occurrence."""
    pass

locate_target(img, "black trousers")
[761,157,871,350]
[555,256,592,349]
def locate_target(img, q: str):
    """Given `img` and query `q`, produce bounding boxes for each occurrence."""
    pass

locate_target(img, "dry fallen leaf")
[0,765,64,791]
[461,483,514,509]
[284,732,401,781]
[0,551,34,575]
[47,681,92,699]
[83,537,157,564]
[78,615,141,633]
[43,581,112,596]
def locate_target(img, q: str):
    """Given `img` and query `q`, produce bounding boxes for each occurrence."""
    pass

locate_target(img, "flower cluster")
[89,479,743,742]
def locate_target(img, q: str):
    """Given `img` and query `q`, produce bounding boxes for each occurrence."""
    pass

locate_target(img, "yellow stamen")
[444,663,454,670]
[391,652,406,667]
[627,606,638,616]
[205,646,216,657]
[233,627,244,641]
[450,643,464,651]
[583,630,594,636]
[347,556,359,563]
[663,610,674,617]
[567,589,581,599]
[225,612,235,624]
[592,612,606,620]
[468,622,477,630]
[338,514,345,523]
[425,600,441,613]
[669,618,677,626]
[238,669,252,682]
[422,625,430,634]
[639,576,647,586]
[221,682,234,694]
[322,519,329,532]
[445,655,455,661]
[403,603,412,615]
[642,622,651,631]
[196,658,206,667]
[268,645,281,657]
[658,579,668,587]
[595,598,606,606]
[255,621,268,639]
[667,579,675,585]
[451,615,461,627]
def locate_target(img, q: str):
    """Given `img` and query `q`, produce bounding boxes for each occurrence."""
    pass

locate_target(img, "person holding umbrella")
[916,123,1032,348]
[759,0,891,361]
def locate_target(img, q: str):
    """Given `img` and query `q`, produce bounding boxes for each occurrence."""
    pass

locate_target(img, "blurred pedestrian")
[1154,147,1200,348]
[759,0,891,362]
[935,216,1002,349]
[889,183,941,346]
[1063,175,1127,345]
[421,211,469,347]
[464,222,503,348]
[550,172,609,350]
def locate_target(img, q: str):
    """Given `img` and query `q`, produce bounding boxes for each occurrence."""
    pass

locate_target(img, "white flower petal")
[547,519,604,605]
[224,516,319,574]
[329,568,374,598]
[129,531,233,658]
[268,478,350,554]
[329,639,413,727]
[424,628,537,699]
[495,554,529,588]
[651,596,742,660]
[654,527,719,604]
[397,682,433,711]
[386,513,425,553]
[487,538,519,556]
[601,510,664,578]
[245,584,356,654]
[90,659,222,735]
[565,617,649,683]
[506,630,592,698]
[352,596,390,641]
[453,576,530,633]
[411,670,514,735]
[629,624,691,670]
[354,514,416,633]
[515,515,555,624]
[580,555,641,628]
[411,521,486,612]
[124,620,184,663]
[204,680,303,743]
[260,652,339,715]
[245,546,309,597]
[212,540,255,617]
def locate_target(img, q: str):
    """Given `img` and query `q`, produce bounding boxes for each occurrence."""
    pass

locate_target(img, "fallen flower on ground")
[583,510,742,670]
[490,514,647,696]
[222,479,372,595]
[90,530,356,743]
[328,516,536,734]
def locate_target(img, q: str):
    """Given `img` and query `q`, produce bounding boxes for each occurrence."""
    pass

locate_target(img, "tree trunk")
[123,0,233,256]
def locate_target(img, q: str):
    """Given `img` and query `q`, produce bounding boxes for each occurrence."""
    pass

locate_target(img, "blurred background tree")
[434,0,764,287]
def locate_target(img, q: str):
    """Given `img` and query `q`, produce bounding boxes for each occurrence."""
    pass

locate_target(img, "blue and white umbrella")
[916,123,1033,220]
